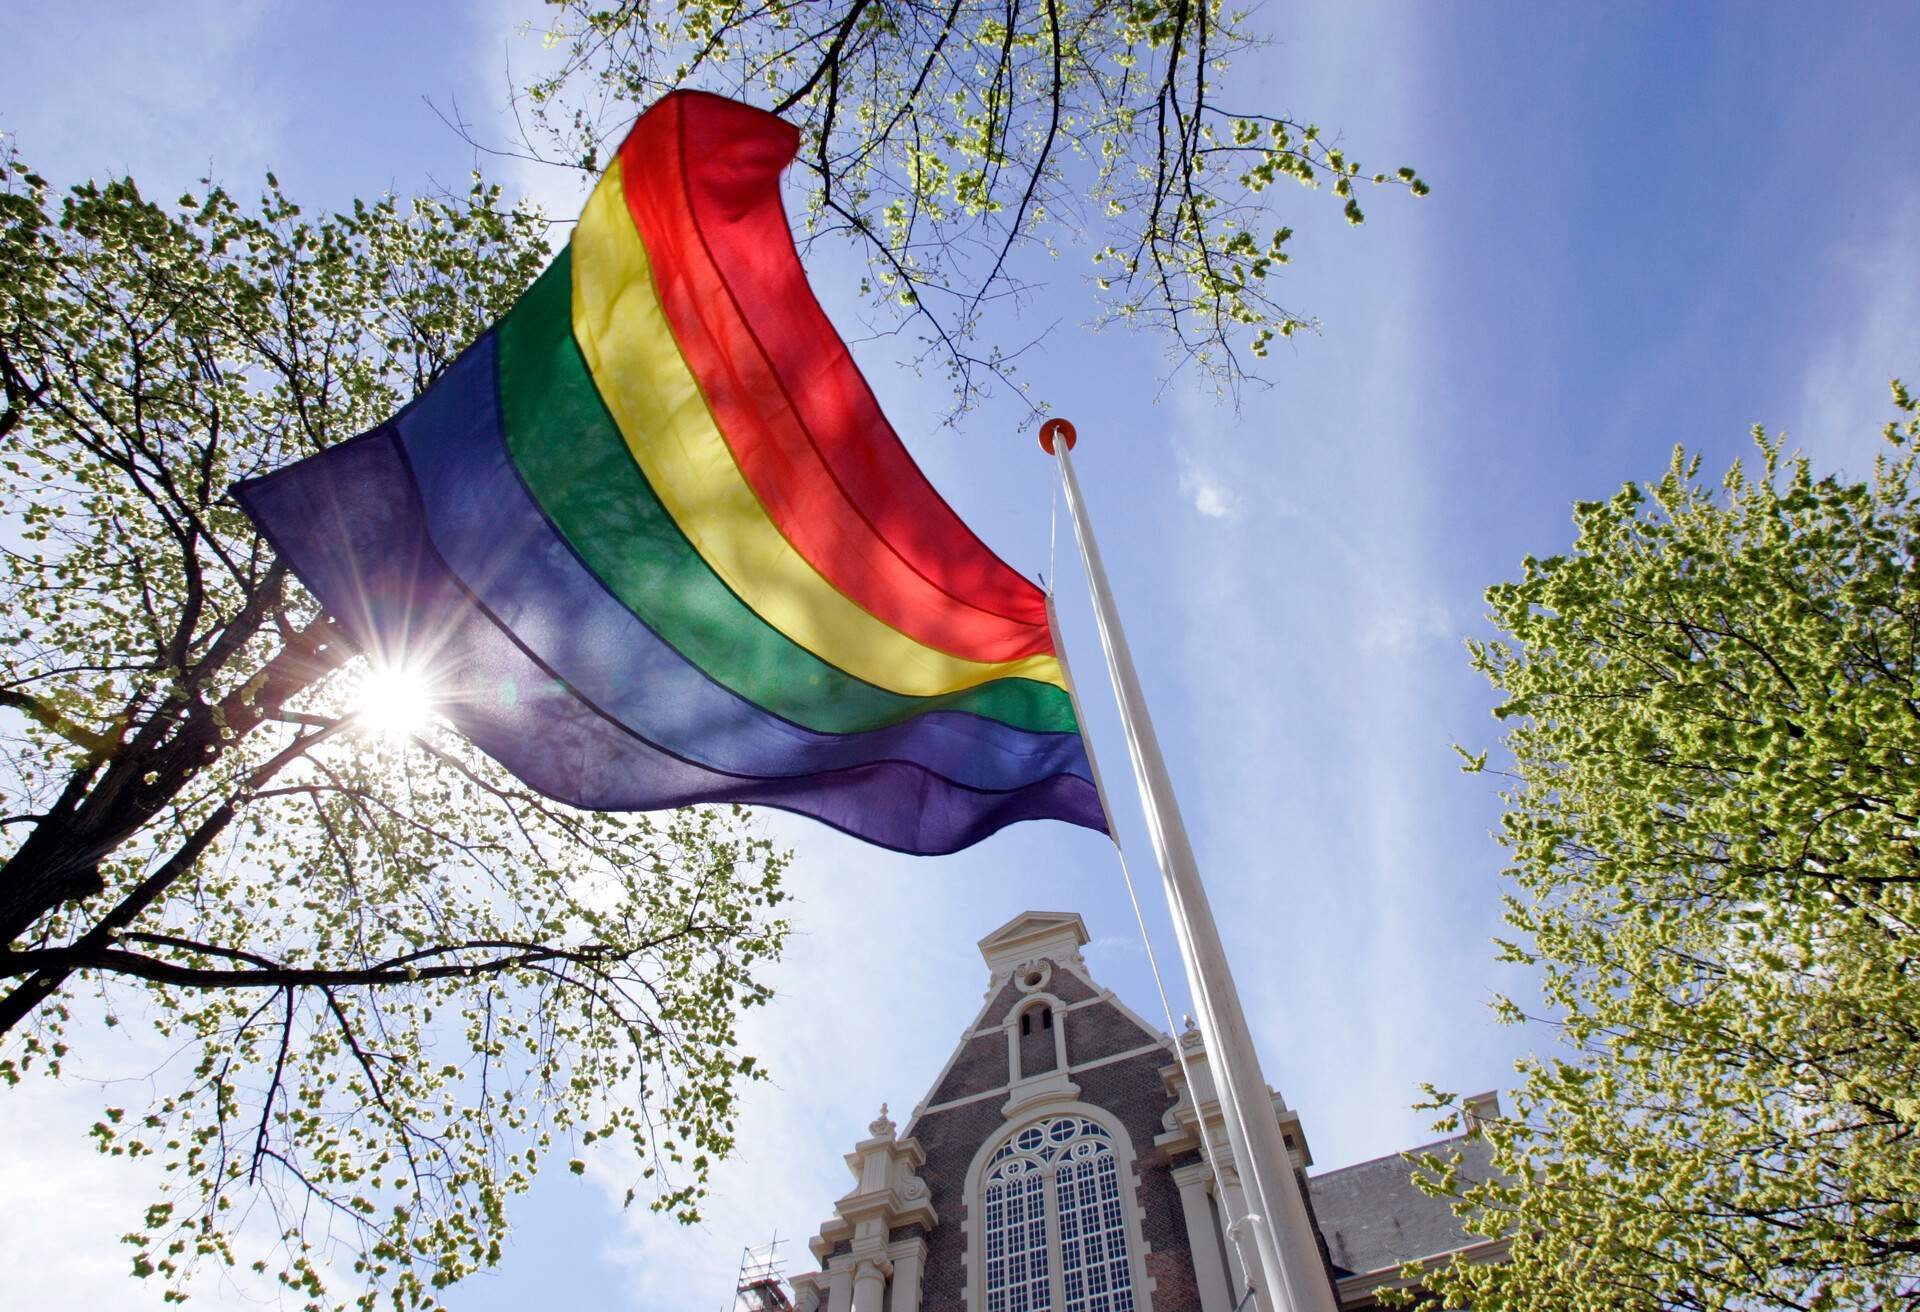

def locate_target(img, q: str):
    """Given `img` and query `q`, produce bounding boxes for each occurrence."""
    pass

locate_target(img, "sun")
[350,662,434,741]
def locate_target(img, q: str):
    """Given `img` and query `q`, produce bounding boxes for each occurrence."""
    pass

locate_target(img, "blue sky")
[4,2,1918,1307]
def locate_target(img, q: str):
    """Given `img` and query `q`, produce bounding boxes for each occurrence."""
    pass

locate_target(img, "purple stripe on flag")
[390,332,1094,793]
[233,427,1108,855]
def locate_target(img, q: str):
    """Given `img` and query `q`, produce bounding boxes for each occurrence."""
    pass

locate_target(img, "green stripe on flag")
[496,253,1078,737]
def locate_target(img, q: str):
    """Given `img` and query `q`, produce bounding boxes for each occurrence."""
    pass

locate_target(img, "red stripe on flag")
[617,92,1054,665]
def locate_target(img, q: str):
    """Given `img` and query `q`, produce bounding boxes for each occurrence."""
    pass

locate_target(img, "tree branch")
[0,687,120,759]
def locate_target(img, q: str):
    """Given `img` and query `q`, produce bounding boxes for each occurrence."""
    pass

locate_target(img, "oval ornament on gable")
[1014,959,1052,993]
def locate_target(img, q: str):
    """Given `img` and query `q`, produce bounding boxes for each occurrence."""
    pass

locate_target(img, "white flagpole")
[1043,420,1336,1312]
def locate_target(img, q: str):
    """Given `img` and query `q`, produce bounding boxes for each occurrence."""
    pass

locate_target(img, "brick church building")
[782,911,1503,1312]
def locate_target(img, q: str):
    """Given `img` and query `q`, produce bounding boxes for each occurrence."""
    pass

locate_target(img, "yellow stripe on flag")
[569,161,1068,698]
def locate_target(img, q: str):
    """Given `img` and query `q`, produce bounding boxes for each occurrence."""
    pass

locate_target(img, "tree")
[0,153,789,1309]
[1407,384,1920,1310]
[503,0,1427,404]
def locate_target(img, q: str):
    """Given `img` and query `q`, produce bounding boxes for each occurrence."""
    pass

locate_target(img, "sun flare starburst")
[350,663,434,742]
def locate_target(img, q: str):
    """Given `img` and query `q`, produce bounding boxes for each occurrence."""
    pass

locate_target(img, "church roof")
[1308,1131,1499,1280]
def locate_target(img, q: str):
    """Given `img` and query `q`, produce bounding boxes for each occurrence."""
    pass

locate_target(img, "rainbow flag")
[234,91,1104,855]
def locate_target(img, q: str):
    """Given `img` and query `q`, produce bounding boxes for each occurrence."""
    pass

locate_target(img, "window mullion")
[1043,1163,1067,1312]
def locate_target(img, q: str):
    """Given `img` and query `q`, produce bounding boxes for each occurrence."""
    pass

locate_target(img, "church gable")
[785,911,1511,1312]
[914,953,1167,1115]
[863,918,1193,1312]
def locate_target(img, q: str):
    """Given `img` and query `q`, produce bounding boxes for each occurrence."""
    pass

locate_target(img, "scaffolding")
[732,1235,793,1312]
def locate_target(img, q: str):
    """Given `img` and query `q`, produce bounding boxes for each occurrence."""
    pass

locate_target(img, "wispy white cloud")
[0,0,280,194]
[1356,592,1457,656]
[1087,933,1148,958]
[463,0,630,235]
[1794,187,1920,477]
[1178,448,1245,519]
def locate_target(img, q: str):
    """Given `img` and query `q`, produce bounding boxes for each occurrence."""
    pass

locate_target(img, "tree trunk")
[0,615,347,1028]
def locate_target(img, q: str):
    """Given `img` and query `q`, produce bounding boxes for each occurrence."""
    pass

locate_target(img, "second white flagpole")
[1043,418,1336,1312]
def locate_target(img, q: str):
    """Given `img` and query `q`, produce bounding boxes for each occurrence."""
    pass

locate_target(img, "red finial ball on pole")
[1038,417,1078,454]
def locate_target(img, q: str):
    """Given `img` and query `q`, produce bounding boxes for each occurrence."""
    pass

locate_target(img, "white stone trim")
[1059,1038,1174,1082]
[970,986,1171,1051]
[1001,1068,1081,1121]
[1083,986,1174,1054]
[791,1270,827,1311]
[885,1234,928,1312]
[914,1082,1027,1119]
[905,973,1068,1136]
[827,1266,855,1312]
[914,1039,1175,1118]
[1006,990,1069,1082]
[1154,1035,1312,1171]
[1049,949,1101,998]
[1012,958,1054,994]
[804,1233,933,1312]
[965,990,1142,1040]
[904,1011,1013,1138]
[959,1098,1158,1312]
[1170,1160,1234,1311]
[976,911,1089,983]
[908,922,1168,1139]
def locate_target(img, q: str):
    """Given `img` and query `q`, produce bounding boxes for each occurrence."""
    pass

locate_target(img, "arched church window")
[982,1116,1138,1312]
